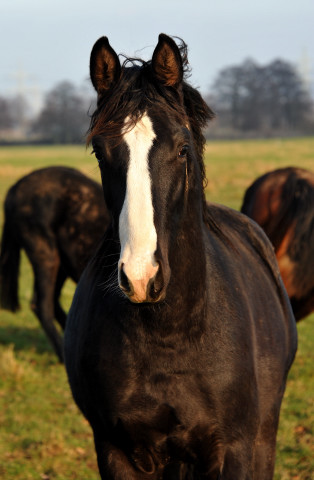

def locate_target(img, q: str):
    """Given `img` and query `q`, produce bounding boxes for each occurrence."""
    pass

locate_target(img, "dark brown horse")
[241,166,314,321]
[0,166,110,361]
[64,34,297,479]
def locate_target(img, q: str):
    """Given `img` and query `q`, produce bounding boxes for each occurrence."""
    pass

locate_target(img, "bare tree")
[0,97,13,130]
[32,81,92,143]
[262,60,311,130]
[210,58,314,135]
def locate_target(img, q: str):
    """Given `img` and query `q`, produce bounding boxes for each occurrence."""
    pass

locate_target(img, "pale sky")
[1,0,313,112]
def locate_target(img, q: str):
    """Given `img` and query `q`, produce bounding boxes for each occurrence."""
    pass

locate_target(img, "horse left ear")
[90,36,121,94]
[152,34,183,87]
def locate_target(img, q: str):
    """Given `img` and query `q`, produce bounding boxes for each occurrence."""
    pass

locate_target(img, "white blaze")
[119,113,158,300]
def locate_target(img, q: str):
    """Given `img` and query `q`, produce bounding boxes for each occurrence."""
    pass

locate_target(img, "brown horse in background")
[0,166,110,361]
[241,166,314,321]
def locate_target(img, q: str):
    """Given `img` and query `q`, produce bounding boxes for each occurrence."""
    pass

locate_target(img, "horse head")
[88,34,213,304]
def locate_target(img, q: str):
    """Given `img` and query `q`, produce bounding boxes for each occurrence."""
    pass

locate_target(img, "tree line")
[0,57,313,143]
[206,58,314,137]
[0,81,95,144]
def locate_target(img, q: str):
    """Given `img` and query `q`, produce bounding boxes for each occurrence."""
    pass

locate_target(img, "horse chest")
[95,334,217,447]
[108,369,221,470]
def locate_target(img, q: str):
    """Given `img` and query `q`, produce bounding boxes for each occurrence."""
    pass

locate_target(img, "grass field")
[0,139,313,479]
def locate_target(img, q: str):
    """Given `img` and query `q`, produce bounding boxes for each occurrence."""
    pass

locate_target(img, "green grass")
[205,137,314,210]
[0,140,313,479]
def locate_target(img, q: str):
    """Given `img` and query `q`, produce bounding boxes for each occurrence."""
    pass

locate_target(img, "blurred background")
[1,0,313,143]
[1,3,314,479]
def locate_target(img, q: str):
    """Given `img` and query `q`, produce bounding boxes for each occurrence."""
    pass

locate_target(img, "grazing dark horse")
[0,166,110,361]
[64,34,297,479]
[241,166,314,321]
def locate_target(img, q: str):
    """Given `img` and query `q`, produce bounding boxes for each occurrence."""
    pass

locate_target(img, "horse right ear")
[90,37,121,94]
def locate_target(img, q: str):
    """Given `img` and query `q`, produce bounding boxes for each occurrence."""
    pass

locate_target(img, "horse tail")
[0,188,21,312]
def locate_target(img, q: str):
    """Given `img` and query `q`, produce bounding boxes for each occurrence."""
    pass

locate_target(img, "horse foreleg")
[251,420,279,480]
[93,436,162,480]
[218,434,277,480]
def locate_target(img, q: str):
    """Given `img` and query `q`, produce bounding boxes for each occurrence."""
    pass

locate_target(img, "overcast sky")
[1,0,313,112]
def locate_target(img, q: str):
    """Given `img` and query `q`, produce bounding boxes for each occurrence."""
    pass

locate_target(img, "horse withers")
[0,166,110,362]
[241,166,314,321]
[65,35,297,479]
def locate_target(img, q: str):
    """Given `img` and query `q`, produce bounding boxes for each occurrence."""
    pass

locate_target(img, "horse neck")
[167,198,208,305]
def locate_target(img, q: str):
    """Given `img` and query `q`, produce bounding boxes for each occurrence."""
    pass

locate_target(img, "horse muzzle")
[119,260,166,304]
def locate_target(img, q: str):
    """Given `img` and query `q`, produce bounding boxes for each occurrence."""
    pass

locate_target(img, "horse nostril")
[120,264,132,294]
[148,269,164,301]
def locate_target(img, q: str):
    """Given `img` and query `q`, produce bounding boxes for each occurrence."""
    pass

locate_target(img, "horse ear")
[90,36,121,94]
[152,34,183,87]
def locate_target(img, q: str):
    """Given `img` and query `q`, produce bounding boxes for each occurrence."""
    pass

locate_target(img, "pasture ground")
[0,139,313,479]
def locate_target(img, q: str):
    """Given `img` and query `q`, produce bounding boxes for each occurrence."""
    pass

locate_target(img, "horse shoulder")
[204,203,297,366]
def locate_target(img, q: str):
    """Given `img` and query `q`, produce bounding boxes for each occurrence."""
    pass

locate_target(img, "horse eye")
[92,149,103,163]
[178,145,189,159]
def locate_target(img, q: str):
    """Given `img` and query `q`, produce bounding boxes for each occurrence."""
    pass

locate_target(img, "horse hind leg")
[53,267,68,330]
[27,243,64,362]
